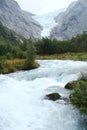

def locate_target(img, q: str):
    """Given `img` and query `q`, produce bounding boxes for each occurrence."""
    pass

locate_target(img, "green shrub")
[25,40,36,67]
[6,53,12,59]
[0,56,6,73]
[70,79,87,115]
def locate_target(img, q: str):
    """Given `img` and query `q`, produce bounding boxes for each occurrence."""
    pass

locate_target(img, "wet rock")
[65,82,76,90]
[62,97,70,104]
[69,94,72,99]
[46,93,61,101]
[62,97,70,102]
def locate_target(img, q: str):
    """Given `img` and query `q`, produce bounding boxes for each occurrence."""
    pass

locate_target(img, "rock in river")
[45,93,61,101]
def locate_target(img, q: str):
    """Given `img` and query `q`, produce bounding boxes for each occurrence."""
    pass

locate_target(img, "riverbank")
[0,52,87,74]
[0,59,39,74]
[36,52,87,61]
[65,76,87,116]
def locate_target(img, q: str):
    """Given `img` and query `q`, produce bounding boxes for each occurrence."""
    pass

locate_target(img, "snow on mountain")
[33,9,66,37]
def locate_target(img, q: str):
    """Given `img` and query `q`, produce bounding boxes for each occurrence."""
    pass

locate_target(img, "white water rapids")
[0,60,87,130]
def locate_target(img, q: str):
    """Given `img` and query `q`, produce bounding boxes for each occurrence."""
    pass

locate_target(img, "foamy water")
[0,60,87,130]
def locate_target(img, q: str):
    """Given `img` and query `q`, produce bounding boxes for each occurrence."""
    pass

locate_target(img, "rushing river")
[0,60,87,130]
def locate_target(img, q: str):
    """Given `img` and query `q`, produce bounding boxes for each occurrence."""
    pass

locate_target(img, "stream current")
[0,60,87,130]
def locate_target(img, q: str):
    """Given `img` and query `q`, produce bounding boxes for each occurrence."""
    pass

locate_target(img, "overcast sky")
[15,0,77,15]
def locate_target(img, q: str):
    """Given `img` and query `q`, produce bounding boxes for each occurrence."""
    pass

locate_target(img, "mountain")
[0,0,42,39]
[0,21,23,43]
[33,9,65,37]
[50,0,87,40]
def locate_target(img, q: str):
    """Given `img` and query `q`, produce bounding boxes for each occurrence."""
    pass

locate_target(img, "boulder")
[46,93,61,101]
[65,82,75,90]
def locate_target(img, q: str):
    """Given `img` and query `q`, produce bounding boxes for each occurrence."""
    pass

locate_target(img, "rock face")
[0,0,42,39]
[50,0,87,40]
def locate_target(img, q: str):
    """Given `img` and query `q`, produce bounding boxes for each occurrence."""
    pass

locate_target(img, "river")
[0,60,87,130]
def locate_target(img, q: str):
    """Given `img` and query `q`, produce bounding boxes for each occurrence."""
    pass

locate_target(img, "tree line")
[0,22,87,59]
[35,32,87,55]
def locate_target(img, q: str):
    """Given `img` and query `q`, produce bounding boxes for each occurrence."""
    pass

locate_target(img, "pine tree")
[24,39,36,69]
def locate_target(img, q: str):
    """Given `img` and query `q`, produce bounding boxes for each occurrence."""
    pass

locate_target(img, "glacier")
[33,9,66,37]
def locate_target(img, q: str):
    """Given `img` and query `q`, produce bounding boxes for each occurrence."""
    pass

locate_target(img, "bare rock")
[0,0,42,39]
[50,0,87,40]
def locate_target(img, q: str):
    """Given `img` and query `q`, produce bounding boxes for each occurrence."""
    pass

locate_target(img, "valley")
[33,9,65,37]
[0,0,87,129]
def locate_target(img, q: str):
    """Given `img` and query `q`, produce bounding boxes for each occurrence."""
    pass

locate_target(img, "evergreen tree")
[24,39,36,68]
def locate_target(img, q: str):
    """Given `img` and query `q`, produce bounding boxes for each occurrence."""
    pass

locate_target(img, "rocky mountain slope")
[50,0,87,40]
[0,21,23,43]
[0,0,42,39]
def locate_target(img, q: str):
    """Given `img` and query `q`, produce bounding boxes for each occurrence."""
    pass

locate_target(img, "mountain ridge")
[50,0,87,40]
[0,0,42,39]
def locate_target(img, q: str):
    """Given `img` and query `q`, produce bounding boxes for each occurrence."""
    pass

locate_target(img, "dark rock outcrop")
[50,0,87,40]
[45,93,61,101]
[65,82,76,90]
[0,0,42,39]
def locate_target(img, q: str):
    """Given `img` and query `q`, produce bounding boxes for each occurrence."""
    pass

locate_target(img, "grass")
[0,59,39,74]
[0,52,87,74]
[36,52,87,61]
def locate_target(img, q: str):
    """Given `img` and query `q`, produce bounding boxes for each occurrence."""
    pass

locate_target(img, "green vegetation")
[24,39,36,70]
[0,22,39,73]
[0,59,39,74]
[0,21,87,74]
[70,77,87,115]
[35,32,87,55]
[36,53,87,60]
[0,21,87,61]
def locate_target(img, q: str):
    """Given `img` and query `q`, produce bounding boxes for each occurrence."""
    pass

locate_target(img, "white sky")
[15,0,77,15]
